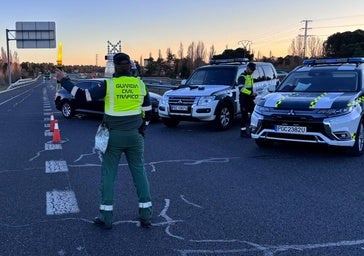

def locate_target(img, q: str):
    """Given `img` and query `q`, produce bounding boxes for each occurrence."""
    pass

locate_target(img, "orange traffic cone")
[50,112,55,132]
[53,120,61,143]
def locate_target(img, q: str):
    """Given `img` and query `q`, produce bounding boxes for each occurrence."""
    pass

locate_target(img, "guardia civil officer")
[238,62,256,137]
[55,53,153,229]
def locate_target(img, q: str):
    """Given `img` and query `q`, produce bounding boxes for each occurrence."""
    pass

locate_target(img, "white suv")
[158,58,279,130]
[251,57,364,156]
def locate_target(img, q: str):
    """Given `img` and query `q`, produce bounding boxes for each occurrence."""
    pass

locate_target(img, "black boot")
[140,218,152,228]
[93,217,112,230]
[240,128,248,138]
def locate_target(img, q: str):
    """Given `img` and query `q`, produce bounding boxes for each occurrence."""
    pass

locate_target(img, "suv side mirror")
[181,79,187,85]
[268,84,276,92]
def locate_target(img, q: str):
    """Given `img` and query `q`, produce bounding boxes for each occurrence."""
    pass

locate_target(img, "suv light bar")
[209,58,249,64]
[303,57,364,66]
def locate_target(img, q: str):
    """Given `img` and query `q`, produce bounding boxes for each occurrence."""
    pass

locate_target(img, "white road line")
[44,131,53,137]
[46,190,80,215]
[45,161,68,173]
[43,89,79,217]
[45,143,62,150]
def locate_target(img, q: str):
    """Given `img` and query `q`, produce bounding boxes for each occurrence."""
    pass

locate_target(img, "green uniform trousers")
[99,129,152,224]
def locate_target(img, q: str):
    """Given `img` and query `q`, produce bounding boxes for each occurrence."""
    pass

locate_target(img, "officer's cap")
[113,53,131,65]
[247,62,256,71]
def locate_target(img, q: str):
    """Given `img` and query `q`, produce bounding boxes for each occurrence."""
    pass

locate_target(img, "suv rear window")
[277,70,359,92]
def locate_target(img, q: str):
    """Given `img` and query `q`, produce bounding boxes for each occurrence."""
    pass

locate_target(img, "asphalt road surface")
[0,78,364,256]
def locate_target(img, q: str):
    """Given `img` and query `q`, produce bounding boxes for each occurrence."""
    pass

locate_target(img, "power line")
[312,15,364,22]
[312,24,364,29]
[299,20,312,58]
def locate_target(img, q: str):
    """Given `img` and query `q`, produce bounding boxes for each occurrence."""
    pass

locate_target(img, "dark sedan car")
[55,78,161,121]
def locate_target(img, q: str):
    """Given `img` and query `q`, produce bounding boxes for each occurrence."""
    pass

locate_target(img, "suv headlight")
[317,106,353,116]
[161,95,169,105]
[254,105,272,114]
[197,96,215,106]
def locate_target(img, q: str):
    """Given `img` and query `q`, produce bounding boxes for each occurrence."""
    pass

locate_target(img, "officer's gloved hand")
[138,121,149,138]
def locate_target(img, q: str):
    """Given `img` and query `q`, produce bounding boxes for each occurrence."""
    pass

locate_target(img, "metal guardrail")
[144,82,178,95]
[6,77,40,90]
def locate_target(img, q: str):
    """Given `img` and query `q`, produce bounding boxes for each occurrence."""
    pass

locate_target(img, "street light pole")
[6,29,11,86]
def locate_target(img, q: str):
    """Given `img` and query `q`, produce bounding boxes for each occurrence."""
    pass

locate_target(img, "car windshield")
[186,66,236,86]
[277,70,359,92]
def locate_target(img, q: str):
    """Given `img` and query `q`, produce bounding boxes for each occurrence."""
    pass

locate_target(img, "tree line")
[1,29,363,86]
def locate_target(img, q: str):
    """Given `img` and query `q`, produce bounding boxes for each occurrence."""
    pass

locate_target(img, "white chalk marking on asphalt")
[73,150,98,162]
[145,157,240,172]
[177,239,364,256]
[68,157,241,173]
[180,195,203,208]
[44,123,50,128]
[29,141,67,161]
[46,190,80,215]
[159,199,184,240]
[29,150,45,162]
[45,161,68,173]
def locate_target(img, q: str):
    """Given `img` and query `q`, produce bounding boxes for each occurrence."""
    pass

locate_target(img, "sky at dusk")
[1,0,364,66]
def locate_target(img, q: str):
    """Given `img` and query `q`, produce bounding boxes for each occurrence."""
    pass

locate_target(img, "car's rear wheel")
[162,118,180,127]
[214,103,233,130]
[61,101,75,119]
[347,120,364,156]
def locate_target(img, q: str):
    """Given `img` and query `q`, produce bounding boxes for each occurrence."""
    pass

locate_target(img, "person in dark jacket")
[55,52,153,229]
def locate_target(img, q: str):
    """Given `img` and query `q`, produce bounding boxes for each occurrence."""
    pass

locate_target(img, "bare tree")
[195,41,206,62]
[187,42,195,69]
[12,51,21,80]
[209,45,216,60]
[256,50,261,61]
[307,36,324,58]
[166,48,172,59]
[289,36,304,57]
[1,47,8,78]
[187,42,195,61]
[178,42,184,60]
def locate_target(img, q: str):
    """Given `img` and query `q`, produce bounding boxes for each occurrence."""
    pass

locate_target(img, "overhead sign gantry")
[6,21,56,86]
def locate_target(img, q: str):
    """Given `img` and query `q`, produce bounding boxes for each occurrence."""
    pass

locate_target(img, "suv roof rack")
[209,58,249,65]
[303,57,364,66]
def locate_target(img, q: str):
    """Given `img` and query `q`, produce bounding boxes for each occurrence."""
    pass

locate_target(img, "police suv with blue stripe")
[251,57,364,156]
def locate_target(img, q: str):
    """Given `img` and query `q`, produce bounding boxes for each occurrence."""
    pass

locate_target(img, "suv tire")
[347,120,364,156]
[162,118,180,127]
[214,102,233,130]
[61,101,75,119]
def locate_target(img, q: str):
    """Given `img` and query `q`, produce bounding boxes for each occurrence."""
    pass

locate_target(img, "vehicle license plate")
[171,105,188,111]
[274,125,307,134]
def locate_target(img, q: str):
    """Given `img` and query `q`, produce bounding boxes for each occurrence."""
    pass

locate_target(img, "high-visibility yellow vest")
[104,76,146,116]
[240,74,254,95]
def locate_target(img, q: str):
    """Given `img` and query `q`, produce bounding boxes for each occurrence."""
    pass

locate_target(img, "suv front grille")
[168,96,196,114]
[258,115,337,142]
